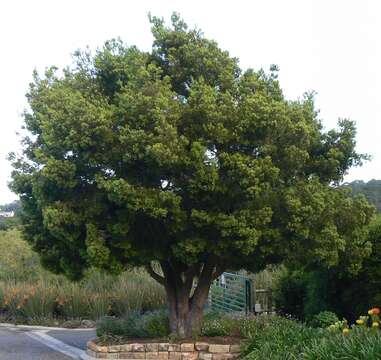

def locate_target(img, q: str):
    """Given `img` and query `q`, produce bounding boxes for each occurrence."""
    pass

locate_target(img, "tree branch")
[212,263,225,280]
[146,262,166,285]
[190,257,216,308]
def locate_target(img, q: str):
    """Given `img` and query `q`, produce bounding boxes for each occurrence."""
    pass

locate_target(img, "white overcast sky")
[0,0,380,204]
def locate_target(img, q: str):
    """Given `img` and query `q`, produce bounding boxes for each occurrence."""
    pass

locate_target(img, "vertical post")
[267,289,273,314]
[245,279,253,315]
[251,279,256,314]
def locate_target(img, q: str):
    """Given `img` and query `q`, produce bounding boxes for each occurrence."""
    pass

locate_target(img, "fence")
[209,272,273,314]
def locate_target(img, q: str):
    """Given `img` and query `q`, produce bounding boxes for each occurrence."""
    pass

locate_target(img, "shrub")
[136,310,170,338]
[96,313,142,337]
[96,310,170,338]
[0,229,41,281]
[201,311,237,337]
[274,268,344,321]
[309,311,339,328]
[273,269,308,320]
[274,217,381,323]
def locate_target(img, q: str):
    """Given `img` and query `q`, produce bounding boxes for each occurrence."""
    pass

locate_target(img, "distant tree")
[10,14,375,337]
[344,180,381,212]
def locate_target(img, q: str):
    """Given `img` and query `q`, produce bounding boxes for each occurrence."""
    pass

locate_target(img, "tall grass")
[0,229,166,324]
[0,271,166,324]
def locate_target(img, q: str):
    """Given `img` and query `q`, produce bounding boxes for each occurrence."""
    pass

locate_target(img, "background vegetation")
[0,200,21,231]
[0,228,165,325]
[345,179,381,212]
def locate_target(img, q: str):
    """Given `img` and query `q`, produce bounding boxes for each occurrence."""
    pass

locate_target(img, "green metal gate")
[209,272,253,314]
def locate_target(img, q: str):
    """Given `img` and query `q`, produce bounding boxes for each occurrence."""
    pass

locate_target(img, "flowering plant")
[327,307,380,335]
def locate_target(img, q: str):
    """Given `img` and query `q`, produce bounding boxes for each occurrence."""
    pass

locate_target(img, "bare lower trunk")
[166,283,208,338]
[146,258,223,338]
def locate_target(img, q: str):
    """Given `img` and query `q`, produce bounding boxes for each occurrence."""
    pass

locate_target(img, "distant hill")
[0,200,21,213]
[344,180,381,212]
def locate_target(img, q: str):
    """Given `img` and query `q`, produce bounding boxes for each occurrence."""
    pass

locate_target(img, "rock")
[62,320,82,328]
[81,319,96,328]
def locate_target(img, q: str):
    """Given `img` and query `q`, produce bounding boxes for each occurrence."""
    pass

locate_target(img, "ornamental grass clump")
[0,270,166,324]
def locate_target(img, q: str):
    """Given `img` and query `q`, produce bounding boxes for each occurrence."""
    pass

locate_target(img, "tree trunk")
[146,258,223,338]
[165,278,209,338]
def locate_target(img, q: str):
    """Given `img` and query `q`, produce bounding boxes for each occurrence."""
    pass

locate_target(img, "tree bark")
[147,258,224,338]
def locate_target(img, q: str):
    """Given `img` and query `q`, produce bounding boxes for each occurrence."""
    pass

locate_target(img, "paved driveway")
[0,324,96,359]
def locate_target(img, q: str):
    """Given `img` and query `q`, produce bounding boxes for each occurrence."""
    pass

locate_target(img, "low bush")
[96,310,170,338]
[97,310,248,339]
[201,311,239,337]
[96,313,142,338]
[309,311,339,328]
[273,269,308,320]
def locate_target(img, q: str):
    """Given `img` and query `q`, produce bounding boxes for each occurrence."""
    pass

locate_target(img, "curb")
[0,322,95,332]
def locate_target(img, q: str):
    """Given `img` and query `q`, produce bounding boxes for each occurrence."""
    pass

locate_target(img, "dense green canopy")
[10,14,375,336]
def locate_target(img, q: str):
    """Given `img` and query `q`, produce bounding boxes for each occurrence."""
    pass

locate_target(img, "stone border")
[87,339,241,359]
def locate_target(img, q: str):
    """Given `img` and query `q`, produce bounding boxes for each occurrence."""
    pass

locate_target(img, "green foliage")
[0,271,166,324]
[96,312,381,359]
[0,229,165,324]
[96,314,141,337]
[96,310,170,338]
[0,200,22,231]
[0,216,20,231]
[274,269,308,320]
[11,13,374,278]
[9,13,375,336]
[345,179,381,212]
[302,328,381,360]
[242,317,381,360]
[200,311,238,337]
[137,310,170,338]
[242,316,325,359]
[274,216,381,322]
[97,310,246,339]
[0,229,41,281]
[274,268,344,321]
[309,311,339,328]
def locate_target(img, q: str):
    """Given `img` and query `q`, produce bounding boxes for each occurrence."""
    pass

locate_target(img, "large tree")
[10,14,374,337]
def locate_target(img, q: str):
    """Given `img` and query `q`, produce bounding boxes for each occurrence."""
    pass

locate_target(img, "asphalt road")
[0,325,96,360]
[47,329,96,350]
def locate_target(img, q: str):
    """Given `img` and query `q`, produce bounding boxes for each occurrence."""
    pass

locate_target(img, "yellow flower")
[372,322,379,328]
[368,310,374,315]
[343,328,350,335]
[356,319,364,325]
